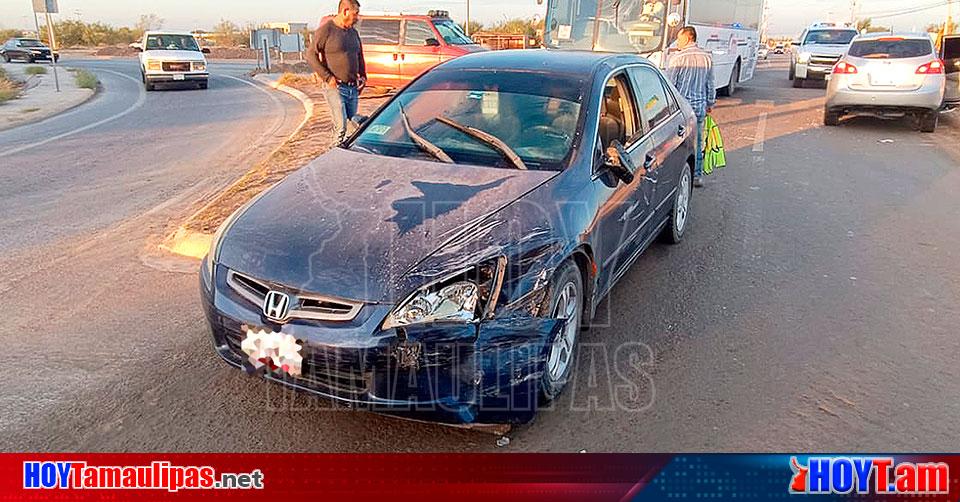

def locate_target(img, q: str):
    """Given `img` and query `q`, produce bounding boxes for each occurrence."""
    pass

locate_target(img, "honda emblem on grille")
[262,291,291,321]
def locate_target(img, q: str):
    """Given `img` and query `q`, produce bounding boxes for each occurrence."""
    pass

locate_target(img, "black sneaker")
[693,176,705,188]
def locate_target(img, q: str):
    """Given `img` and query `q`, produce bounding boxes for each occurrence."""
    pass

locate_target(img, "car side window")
[404,20,436,46]
[357,19,401,45]
[627,66,675,132]
[598,73,640,151]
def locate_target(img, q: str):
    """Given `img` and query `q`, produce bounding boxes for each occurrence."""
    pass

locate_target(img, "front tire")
[2,54,9,63]
[919,110,938,133]
[144,80,155,91]
[198,80,208,90]
[788,63,795,81]
[662,162,693,244]
[540,260,583,403]
[793,77,804,88]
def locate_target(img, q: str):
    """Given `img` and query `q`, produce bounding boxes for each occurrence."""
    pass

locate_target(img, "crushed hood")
[217,148,557,303]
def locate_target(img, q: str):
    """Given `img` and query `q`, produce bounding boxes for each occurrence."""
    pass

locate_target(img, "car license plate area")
[172,73,186,81]
[869,69,899,86]
[240,327,303,377]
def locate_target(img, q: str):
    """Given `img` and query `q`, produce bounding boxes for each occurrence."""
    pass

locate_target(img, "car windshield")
[547,0,667,53]
[352,69,586,171]
[145,35,200,51]
[433,20,475,45]
[803,30,857,45]
[848,39,932,59]
[19,39,45,48]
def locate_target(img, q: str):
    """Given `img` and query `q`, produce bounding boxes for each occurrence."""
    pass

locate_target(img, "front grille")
[222,327,369,395]
[810,55,840,67]
[226,270,363,322]
[162,61,191,72]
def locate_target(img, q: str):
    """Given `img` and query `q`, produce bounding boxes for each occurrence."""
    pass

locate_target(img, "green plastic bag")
[702,114,726,175]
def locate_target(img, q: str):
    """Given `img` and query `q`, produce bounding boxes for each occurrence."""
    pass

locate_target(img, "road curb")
[158,74,315,260]
[0,66,98,133]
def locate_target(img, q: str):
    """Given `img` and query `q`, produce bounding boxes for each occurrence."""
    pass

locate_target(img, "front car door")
[627,65,687,217]
[400,19,442,85]
[592,70,655,296]
[355,18,402,88]
[942,35,960,105]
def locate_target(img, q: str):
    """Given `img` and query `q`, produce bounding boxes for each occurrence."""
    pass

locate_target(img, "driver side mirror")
[603,140,637,185]
[201,47,211,54]
[425,38,441,47]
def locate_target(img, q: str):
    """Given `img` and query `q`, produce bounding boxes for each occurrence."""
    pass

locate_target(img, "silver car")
[825,34,946,132]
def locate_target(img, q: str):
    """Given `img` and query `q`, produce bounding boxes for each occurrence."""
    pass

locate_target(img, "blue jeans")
[323,84,359,144]
[694,114,705,178]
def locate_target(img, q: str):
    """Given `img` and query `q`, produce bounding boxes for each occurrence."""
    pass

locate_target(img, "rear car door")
[400,19,443,85]
[356,18,402,88]
[627,65,685,217]
[943,35,960,105]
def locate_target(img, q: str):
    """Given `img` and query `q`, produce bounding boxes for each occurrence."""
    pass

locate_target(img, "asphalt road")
[1,55,959,452]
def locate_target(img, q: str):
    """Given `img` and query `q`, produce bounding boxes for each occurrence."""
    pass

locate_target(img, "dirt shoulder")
[0,63,96,131]
[178,77,391,236]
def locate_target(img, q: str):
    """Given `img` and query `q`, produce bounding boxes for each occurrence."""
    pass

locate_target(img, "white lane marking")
[752,100,775,154]
[0,69,146,159]
[752,113,767,153]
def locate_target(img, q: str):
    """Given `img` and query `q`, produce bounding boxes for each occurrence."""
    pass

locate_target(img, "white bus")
[544,0,765,95]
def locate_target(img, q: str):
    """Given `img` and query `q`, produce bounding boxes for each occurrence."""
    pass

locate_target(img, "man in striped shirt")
[666,26,716,187]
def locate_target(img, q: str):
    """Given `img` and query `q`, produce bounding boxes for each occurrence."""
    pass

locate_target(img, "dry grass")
[0,68,21,103]
[277,72,317,87]
[25,66,47,75]
[74,69,99,90]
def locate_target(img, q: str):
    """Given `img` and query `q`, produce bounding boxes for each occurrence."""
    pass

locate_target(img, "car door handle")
[677,124,686,137]
[643,153,657,170]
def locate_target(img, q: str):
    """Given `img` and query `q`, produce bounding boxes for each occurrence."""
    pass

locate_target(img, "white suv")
[790,23,859,88]
[135,31,210,91]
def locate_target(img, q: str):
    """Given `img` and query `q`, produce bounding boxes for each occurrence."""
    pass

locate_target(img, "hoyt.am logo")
[789,457,950,495]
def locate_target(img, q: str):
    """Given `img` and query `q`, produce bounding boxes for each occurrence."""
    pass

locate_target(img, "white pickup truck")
[134,31,210,91]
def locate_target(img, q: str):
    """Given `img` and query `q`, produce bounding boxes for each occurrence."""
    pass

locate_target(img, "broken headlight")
[382,257,507,330]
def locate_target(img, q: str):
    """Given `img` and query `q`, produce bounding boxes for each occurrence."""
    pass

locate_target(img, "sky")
[0,0,955,36]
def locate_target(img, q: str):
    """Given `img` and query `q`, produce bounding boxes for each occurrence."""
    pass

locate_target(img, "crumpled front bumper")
[200,263,564,425]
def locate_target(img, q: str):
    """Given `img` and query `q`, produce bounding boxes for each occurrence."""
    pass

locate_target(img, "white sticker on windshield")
[558,24,572,41]
[367,124,390,136]
[482,92,499,116]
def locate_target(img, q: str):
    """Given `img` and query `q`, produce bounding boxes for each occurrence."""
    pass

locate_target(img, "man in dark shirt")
[307,0,367,144]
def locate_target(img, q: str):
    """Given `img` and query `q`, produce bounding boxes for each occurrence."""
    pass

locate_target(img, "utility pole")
[45,11,60,92]
[466,0,471,36]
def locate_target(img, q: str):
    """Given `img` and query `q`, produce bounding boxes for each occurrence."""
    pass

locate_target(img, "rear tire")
[2,54,9,63]
[919,110,938,133]
[198,80,208,90]
[144,81,155,91]
[540,260,583,403]
[719,61,740,97]
[824,108,840,126]
[26,55,35,64]
[662,162,693,244]
[788,64,795,81]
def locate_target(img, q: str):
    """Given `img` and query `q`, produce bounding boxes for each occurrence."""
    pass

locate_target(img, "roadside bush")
[25,66,48,75]
[0,68,20,103]
[74,70,99,90]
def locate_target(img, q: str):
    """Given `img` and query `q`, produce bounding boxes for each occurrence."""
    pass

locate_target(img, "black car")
[1,38,59,63]
[201,50,697,425]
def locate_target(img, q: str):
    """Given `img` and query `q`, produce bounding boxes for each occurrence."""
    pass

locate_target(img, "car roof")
[144,31,196,37]
[853,33,932,42]
[437,49,644,76]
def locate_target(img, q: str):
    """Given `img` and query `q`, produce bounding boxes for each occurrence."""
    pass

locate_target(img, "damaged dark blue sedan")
[200,50,697,425]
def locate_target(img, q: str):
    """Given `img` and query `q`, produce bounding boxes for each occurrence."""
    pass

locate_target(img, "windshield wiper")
[435,116,527,171]
[398,102,454,164]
